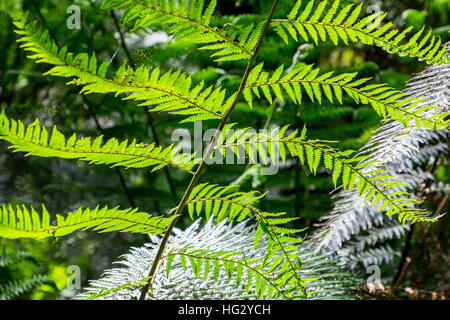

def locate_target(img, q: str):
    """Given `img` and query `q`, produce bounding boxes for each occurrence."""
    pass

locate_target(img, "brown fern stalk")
[138,0,281,300]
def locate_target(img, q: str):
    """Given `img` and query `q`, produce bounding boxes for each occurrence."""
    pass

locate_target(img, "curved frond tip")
[273,0,449,65]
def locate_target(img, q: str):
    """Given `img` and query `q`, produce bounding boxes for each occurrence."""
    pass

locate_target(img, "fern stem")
[294,112,306,224]
[110,7,180,200]
[392,223,415,288]
[31,0,57,44]
[393,154,441,287]
[133,0,252,58]
[138,0,280,300]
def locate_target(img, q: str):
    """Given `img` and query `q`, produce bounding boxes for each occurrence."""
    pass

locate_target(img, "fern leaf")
[312,44,450,255]
[165,248,296,299]
[83,277,151,300]
[182,183,264,221]
[0,112,197,174]
[12,14,228,122]
[244,63,450,130]
[0,204,177,240]
[100,0,261,62]
[177,182,307,298]
[214,126,439,224]
[272,0,449,65]
[0,275,51,300]
[78,219,357,300]
[0,251,36,267]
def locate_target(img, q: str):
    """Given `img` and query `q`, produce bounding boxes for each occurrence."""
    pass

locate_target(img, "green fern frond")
[272,0,449,65]
[79,218,358,300]
[0,275,51,300]
[214,125,439,224]
[0,204,177,240]
[0,112,197,174]
[101,0,263,62]
[244,63,449,130]
[0,251,35,267]
[12,14,229,122]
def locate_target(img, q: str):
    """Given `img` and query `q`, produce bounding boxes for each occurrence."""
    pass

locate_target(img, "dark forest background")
[0,0,448,299]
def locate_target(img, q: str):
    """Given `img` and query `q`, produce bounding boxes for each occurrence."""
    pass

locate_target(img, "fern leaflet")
[178,182,308,298]
[0,112,197,174]
[164,247,312,300]
[101,0,265,62]
[0,204,177,240]
[0,275,51,300]
[244,63,449,130]
[272,0,449,65]
[12,14,230,122]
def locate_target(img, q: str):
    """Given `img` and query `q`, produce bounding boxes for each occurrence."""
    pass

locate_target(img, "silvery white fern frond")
[77,219,357,300]
[311,41,450,268]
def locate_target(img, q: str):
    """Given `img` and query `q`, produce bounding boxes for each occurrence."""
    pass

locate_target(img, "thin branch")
[108,8,179,201]
[110,10,135,69]
[84,97,137,208]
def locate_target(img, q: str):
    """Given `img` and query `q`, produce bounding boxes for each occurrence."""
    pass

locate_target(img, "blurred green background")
[0,0,448,299]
